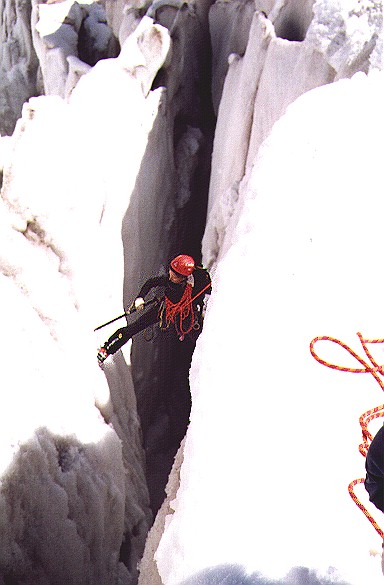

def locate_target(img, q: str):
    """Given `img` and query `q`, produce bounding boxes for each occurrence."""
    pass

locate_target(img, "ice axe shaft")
[94,312,127,331]
[93,297,159,332]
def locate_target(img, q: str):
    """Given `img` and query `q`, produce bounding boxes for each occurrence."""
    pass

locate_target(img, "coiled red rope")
[165,283,195,338]
[310,332,384,538]
[164,281,212,340]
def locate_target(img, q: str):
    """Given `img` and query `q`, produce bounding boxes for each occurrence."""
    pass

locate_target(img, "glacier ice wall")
[153,69,384,585]
[0,0,215,579]
[139,1,383,584]
[0,15,174,583]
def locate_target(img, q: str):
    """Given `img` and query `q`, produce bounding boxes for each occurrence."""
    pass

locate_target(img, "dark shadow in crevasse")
[119,5,216,517]
[77,4,120,66]
[273,0,315,42]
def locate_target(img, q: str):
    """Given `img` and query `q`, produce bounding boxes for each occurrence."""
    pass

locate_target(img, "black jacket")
[365,425,384,513]
[138,266,211,309]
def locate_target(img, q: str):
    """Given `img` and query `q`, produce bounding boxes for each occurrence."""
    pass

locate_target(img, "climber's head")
[169,254,195,282]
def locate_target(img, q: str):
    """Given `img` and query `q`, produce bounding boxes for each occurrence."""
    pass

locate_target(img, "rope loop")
[348,479,384,539]
[161,280,212,340]
[310,332,384,538]
[164,283,195,338]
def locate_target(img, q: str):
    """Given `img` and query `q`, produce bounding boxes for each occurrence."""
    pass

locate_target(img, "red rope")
[164,280,212,339]
[310,332,384,538]
[348,479,384,539]
[165,283,195,338]
[163,281,212,339]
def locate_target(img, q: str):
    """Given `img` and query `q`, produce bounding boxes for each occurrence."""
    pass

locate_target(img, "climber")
[365,424,384,575]
[97,254,211,366]
[364,424,384,513]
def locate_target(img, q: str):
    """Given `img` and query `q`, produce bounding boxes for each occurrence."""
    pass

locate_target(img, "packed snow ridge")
[0,0,383,584]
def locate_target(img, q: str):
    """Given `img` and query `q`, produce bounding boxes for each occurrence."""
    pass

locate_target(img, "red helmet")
[170,254,195,276]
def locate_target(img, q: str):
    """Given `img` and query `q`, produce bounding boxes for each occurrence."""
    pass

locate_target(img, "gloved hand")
[134,297,145,311]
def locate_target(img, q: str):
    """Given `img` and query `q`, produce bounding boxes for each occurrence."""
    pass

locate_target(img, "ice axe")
[94,297,160,332]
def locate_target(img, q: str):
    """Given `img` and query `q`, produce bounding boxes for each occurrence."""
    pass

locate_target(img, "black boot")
[97,346,109,367]
[97,327,131,367]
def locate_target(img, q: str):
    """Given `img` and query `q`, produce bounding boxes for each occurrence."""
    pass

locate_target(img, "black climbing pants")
[104,303,161,355]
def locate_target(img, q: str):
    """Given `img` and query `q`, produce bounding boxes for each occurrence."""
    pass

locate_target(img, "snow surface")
[155,71,384,585]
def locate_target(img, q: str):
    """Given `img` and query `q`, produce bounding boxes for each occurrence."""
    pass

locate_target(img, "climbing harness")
[160,281,212,341]
[310,332,384,538]
[144,323,158,342]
